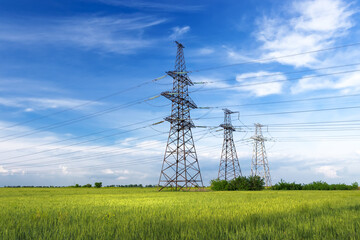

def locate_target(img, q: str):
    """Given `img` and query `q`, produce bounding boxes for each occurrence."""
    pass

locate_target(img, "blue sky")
[1,0,360,186]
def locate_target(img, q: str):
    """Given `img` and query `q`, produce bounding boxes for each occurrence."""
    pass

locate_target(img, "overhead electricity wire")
[0,115,165,154]
[198,93,360,109]
[0,94,162,142]
[1,120,213,166]
[1,121,166,164]
[0,75,168,131]
[192,69,360,93]
[241,105,360,117]
[194,62,360,84]
[9,132,251,173]
[188,42,360,73]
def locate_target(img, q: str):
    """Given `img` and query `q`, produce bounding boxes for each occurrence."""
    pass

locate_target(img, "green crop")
[0,188,359,239]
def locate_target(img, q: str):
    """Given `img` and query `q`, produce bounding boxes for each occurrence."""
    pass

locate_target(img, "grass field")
[0,188,359,239]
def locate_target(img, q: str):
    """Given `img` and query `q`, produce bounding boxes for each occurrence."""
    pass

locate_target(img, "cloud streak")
[0,15,166,54]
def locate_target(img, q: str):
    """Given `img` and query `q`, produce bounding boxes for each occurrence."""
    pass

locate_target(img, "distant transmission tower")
[158,41,203,191]
[251,123,272,187]
[218,109,242,180]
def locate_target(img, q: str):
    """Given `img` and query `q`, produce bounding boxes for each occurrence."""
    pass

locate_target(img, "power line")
[0,121,165,164]
[0,116,165,154]
[196,62,360,84]
[0,75,168,131]
[1,123,213,167]
[189,42,360,72]
[241,105,360,117]
[0,94,161,142]
[192,69,360,93]
[198,93,360,109]
[6,131,250,173]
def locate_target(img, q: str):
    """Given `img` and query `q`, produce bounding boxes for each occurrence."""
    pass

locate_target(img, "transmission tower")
[158,41,203,191]
[251,123,272,187]
[218,109,242,180]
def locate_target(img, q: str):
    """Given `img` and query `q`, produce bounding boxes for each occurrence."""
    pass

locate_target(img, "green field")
[0,188,359,239]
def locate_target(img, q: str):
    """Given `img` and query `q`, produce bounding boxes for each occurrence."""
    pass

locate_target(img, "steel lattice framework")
[251,123,272,187]
[158,41,203,191]
[218,109,242,180]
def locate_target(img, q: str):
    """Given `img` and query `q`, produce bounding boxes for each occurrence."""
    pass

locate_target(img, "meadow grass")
[0,188,359,239]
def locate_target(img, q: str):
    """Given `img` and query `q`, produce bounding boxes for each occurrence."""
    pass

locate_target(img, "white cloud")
[0,97,100,111]
[255,0,355,67]
[169,26,190,40]
[0,166,8,174]
[117,176,128,180]
[197,47,215,55]
[0,15,166,54]
[236,71,286,96]
[60,165,69,175]
[102,169,114,175]
[314,165,342,178]
[291,68,360,94]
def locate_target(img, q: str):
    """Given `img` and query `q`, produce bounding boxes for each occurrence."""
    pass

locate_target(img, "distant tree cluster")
[71,183,157,188]
[210,176,265,191]
[4,186,65,188]
[4,183,158,188]
[271,180,359,190]
[104,184,156,188]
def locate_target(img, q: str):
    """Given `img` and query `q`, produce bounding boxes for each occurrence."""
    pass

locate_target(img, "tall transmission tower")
[251,123,272,187]
[218,109,242,180]
[158,41,203,191]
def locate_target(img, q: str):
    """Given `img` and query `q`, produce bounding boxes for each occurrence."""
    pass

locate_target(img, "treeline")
[272,180,359,190]
[4,186,66,188]
[211,177,359,191]
[71,183,157,188]
[4,183,157,188]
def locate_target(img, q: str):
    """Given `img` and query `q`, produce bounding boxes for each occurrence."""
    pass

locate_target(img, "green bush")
[82,184,92,188]
[211,176,265,191]
[271,179,303,190]
[94,182,102,188]
[210,179,229,191]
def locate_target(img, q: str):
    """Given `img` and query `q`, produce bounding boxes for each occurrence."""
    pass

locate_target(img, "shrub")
[271,179,303,190]
[94,182,102,188]
[228,176,249,191]
[82,184,92,188]
[210,179,229,191]
[211,176,265,191]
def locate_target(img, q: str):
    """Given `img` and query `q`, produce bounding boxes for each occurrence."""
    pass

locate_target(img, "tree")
[94,182,102,188]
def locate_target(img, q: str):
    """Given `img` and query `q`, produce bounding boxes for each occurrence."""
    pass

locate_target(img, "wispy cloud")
[0,15,166,54]
[169,26,190,40]
[236,71,286,96]
[197,72,286,97]
[93,0,203,12]
[291,67,360,94]
[255,0,355,67]
[0,97,99,112]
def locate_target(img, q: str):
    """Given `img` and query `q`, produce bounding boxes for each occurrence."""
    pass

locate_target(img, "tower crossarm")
[219,123,236,131]
[166,71,193,86]
[164,116,195,129]
[161,91,197,109]
[250,135,267,141]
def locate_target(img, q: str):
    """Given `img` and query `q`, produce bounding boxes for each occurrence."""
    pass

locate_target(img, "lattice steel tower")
[158,41,203,191]
[218,109,242,180]
[251,123,272,187]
